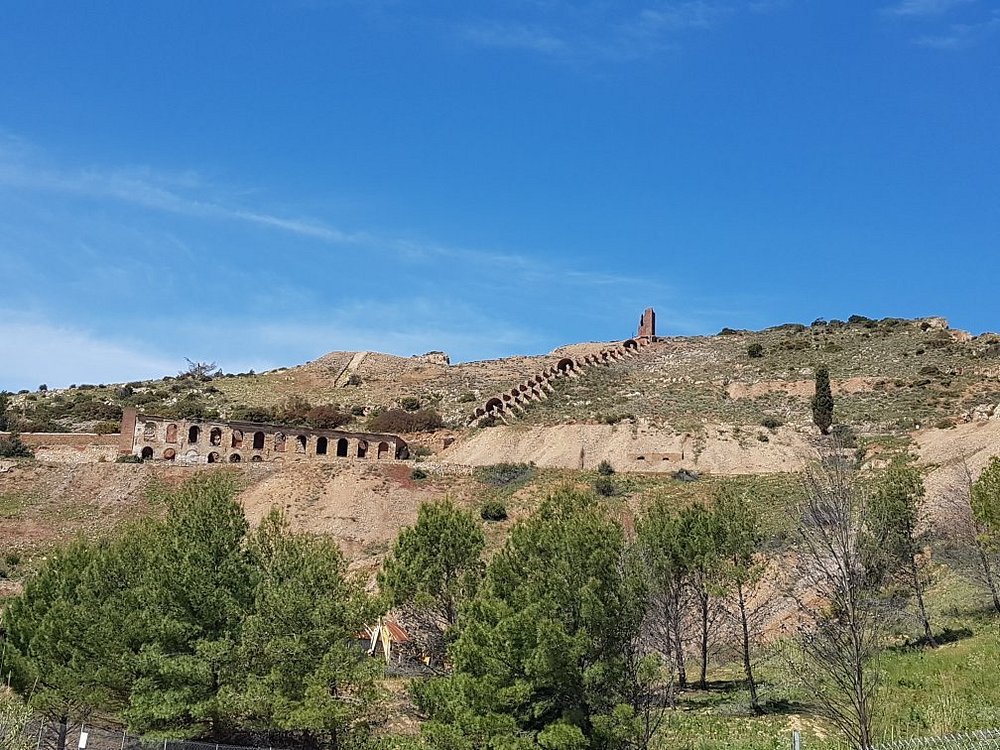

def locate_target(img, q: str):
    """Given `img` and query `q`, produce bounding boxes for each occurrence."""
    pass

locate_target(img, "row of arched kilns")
[467,338,649,425]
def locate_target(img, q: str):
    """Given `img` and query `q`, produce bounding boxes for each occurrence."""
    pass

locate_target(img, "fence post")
[120,732,126,750]
[792,730,801,750]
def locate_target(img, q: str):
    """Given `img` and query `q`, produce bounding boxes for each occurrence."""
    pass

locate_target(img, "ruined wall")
[130,413,409,465]
[0,431,121,464]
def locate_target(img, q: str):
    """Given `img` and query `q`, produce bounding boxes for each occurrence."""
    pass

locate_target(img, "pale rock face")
[922,316,950,330]
[971,404,995,421]
[412,351,450,366]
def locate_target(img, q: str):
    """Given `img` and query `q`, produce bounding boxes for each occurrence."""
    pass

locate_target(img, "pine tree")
[812,365,834,435]
[417,490,649,749]
[713,484,767,713]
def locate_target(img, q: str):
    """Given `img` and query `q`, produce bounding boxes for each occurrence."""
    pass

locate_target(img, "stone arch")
[188,425,200,444]
[296,435,307,454]
[142,421,156,440]
[210,427,223,446]
[140,446,154,460]
[623,339,639,350]
[184,449,199,461]
[557,358,574,373]
[165,424,178,443]
[377,441,390,459]
[231,429,244,449]
[229,453,241,463]
[336,438,349,457]
[485,397,504,413]
[474,407,486,418]
[253,431,265,450]
[510,388,520,397]
[274,432,286,452]
[357,440,368,458]
[316,436,328,456]
[250,455,263,463]
[163,448,176,461]
[208,451,220,464]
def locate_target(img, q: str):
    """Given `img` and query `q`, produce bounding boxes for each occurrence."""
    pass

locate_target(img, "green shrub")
[346,373,363,386]
[0,433,33,459]
[410,467,428,480]
[597,460,615,476]
[400,396,422,412]
[747,342,764,358]
[480,499,508,522]
[306,404,351,429]
[830,423,857,448]
[367,408,443,433]
[116,454,143,463]
[94,420,121,435]
[756,432,769,442]
[761,416,783,430]
[593,476,617,497]
[412,445,433,457]
[474,462,533,487]
[350,404,367,417]
[457,392,477,403]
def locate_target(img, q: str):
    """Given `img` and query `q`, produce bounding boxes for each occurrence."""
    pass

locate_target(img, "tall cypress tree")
[812,365,834,435]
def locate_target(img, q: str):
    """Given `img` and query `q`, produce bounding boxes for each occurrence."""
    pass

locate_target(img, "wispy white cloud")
[914,9,1000,47]
[0,318,178,390]
[459,22,571,55]
[456,1,754,62]
[0,135,660,293]
[883,0,975,16]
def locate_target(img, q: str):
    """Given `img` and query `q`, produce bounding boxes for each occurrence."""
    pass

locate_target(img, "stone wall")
[0,431,121,464]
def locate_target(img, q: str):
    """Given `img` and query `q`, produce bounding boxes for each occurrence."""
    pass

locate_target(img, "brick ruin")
[466,309,659,425]
[637,307,657,343]
[121,408,409,464]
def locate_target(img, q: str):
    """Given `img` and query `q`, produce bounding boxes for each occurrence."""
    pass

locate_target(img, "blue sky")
[1,1,998,390]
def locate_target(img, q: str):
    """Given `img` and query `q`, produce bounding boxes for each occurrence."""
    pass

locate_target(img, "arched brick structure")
[466,311,657,425]
[126,411,408,466]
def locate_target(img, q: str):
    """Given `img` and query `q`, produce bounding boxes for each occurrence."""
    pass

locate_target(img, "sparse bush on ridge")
[367,407,443,433]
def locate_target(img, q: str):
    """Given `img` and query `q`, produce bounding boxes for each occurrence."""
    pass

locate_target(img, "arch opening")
[377,441,390,459]
[140,446,154,460]
[336,438,349,457]
[163,448,176,461]
[188,425,200,443]
[210,427,223,446]
[274,432,286,452]
[296,435,307,454]
[231,429,244,449]
[253,431,265,450]
[316,436,328,456]
[229,453,241,463]
[165,424,178,443]
[357,440,368,458]
[207,452,220,464]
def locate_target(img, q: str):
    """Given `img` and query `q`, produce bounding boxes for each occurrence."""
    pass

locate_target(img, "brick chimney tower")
[637,308,656,342]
